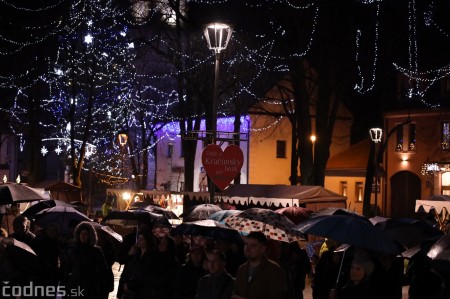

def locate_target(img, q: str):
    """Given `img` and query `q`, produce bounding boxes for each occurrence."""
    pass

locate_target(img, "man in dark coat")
[196,250,234,299]
[232,231,287,299]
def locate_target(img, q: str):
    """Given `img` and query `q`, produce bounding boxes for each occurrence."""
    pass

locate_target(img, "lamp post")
[118,132,128,183]
[310,134,316,163]
[203,22,233,202]
[369,128,383,216]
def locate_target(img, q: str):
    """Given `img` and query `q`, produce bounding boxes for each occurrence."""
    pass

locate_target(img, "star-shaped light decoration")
[84,34,93,44]
[55,145,63,155]
[41,146,48,156]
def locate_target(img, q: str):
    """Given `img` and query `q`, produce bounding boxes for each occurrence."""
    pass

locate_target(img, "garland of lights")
[354,2,380,94]
[2,0,450,187]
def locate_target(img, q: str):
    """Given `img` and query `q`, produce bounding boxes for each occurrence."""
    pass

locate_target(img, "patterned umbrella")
[275,206,312,225]
[224,208,304,243]
[208,210,242,223]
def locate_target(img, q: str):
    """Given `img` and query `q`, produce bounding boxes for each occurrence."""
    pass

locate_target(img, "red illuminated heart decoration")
[201,144,244,191]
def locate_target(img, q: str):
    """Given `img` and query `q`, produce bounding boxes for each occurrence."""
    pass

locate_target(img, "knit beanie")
[352,255,374,276]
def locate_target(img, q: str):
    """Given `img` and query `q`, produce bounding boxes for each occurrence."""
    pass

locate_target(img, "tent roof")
[221,184,347,203]
[31,180,80,191]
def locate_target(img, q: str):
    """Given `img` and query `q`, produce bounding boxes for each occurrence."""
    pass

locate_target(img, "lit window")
[395,126,403,152]
[276,140,286,158]
[340,181,347,197]
[355,182,364,202]
[408,124,416,151]
[442,172,450,195]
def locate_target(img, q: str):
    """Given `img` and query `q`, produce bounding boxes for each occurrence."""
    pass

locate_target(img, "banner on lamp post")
[201,144,244,191]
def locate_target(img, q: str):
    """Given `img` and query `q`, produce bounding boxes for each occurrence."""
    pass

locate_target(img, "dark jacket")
[120,249,155,299]
[61,222,113,299]
[173,260,208,299]
[233,256,287,299]
[196,271,235,299]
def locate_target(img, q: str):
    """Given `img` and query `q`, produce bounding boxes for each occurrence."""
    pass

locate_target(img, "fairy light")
[354,2,380,94]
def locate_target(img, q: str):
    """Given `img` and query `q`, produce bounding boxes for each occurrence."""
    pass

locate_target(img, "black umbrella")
[295,214,401,255]
[129,205,179,220]
[428,234,450,260]
[171,219,243,244]
[370,216,443,249]
[102,209,171,228]
[21,199,75,219]
[184,204,223,221]
[34,206,91,234]
[0,183,47,205]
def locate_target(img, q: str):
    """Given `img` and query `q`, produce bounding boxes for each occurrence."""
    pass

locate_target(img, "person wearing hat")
[333,254,379,299]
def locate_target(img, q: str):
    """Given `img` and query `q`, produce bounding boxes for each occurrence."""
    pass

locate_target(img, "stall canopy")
[220,184,347,211]
[31,180,81,204]
[415,195,450,230]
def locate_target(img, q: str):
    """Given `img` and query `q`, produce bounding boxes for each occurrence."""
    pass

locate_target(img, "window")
[442,122,450,151]
[442,172,450,195]
[395,123,416,152]
[408,123,416,151]
[167,143,174,158]
[276,140,286,158]
[355,182,364,202]
[340,181,347,197]
[395,126,403,152]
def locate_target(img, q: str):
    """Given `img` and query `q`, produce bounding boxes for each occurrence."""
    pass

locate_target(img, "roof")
[220,184,347,210]
[31,180,80,191]
[326,139,371,170]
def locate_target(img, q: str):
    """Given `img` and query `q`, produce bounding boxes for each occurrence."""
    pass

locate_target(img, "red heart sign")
[201,144,244,191]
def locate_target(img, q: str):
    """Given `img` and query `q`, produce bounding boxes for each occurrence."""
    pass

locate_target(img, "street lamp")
[310,134,316,163]
[369,127,383,215]
[203,22,233,202]
[117,132,128,180]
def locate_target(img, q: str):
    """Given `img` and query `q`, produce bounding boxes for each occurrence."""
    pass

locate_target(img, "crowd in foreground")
[0,208,449,299]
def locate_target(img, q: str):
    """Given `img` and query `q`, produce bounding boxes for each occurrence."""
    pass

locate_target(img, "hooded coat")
[61,221,113,299]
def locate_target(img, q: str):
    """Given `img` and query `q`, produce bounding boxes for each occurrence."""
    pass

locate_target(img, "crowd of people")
[0,202,449,299]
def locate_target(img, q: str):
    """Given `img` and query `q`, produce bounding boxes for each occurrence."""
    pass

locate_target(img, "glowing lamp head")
[204,23,233,54]
[122,192,131,201]
[369,128,383,143]
[118,133,128,146]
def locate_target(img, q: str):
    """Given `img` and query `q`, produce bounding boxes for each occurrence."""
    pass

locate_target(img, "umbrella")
[91,222,123,244]
[102,209,171,228]
[208,210,242,222]
[370,216,444,249]
[0,183,47,205]
[21,199,75,219]
[184,204,223,221]
[311,207,360,217]
[224,208,304,243]
[34,206,92,234]
[427,234,450,260]
[274,206,312,225]
[129,205,179,220]
[295,214,401,255]
[1,237,37,257]
[130,201,162,209]
[171,219,243,244]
